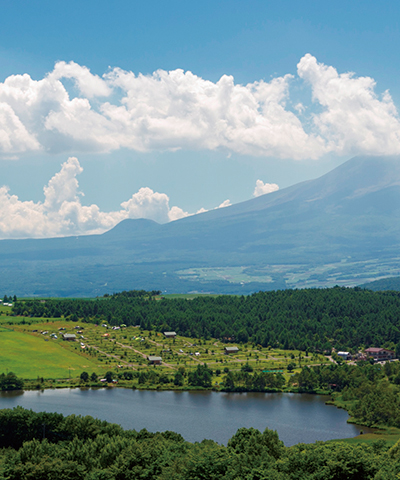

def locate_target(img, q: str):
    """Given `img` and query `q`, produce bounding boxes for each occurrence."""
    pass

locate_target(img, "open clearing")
[0,315,329,382]
[0,328,99,379]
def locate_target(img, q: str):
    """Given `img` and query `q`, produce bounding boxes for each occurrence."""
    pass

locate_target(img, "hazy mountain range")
[2,155,400,297]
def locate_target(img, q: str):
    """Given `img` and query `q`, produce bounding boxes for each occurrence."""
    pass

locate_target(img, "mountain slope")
[144,155,400,262]
[1,155,400,296]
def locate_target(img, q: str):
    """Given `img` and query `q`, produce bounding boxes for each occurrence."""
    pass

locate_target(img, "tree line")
[289,361,400,428]
[11,287,400,352]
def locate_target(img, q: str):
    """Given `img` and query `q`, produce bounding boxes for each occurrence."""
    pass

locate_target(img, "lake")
[0,388,369,446]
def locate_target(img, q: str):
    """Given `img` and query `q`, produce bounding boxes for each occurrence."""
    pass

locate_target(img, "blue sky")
[0,0,399,238]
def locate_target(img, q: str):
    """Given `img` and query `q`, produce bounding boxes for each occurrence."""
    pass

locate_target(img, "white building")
[337,351,351,360]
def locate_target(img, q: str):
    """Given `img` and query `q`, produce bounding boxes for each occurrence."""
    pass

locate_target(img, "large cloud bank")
[1,54,399,159]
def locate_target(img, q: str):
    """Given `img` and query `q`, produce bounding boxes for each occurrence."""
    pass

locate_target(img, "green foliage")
[222,370,285,392]
[1,407,397,479]
[228,427,284,460]
[287,362,296,372]
[0,371,23,390]
[288,362,400,428]
[188,364,213,387]
[174,371,184,386]
[122,371,133,380]
[277,441,384,479]
[241,362,254,372]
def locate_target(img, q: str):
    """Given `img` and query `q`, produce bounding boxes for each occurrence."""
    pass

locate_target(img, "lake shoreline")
[2,383,383,440]
[0,388,371,446]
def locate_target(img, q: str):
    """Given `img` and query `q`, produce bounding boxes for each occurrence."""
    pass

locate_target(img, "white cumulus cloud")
[0,56,399,159]
[0,158,245,239]
[217,199,232,208]
[196,199,231,215]
[297,54,400,156]
[120,187,188,224]
[253,180,280,197]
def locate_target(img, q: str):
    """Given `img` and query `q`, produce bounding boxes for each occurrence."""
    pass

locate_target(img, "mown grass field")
[0,327,100,379]
[331,424,400,446]
[162,293,223,300]
[0,314,29,325]
[336,432,400,446]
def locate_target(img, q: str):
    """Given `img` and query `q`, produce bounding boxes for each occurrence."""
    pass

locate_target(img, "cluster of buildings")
[57,326,244,366]
[337,347,396,362]
[147,332,177,364]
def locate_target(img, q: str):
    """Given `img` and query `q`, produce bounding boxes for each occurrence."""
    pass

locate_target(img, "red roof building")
[365,348,395,361]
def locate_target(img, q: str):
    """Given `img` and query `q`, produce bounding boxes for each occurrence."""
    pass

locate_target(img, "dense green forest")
[11,287,400,352]
[1,407,400,480]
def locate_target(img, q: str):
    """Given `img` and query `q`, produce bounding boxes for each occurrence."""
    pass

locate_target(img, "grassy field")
[175,257,400,289]
[0,315,31,325]
[162,293,223,300]
[331,425,400,446]
[176,266,274,284]
[0,327,100,379]
[0,316,329,383]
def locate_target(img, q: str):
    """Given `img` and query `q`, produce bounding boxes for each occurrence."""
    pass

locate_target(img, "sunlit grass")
[4,319,329,381]
[0,328,100,379]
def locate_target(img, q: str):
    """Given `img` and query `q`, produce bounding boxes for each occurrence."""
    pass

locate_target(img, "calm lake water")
[0,389,369,446]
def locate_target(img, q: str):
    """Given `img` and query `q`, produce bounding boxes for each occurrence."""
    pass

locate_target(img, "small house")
[148,356,162,365]
[365,348,395,361]
[62,333,76,341]
[163,331,177,338]
[224,346,239,355]
[337,351,351,360]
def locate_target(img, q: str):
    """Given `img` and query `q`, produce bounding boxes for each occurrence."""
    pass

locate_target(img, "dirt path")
[88,345,137,369]
[113,340,176,369]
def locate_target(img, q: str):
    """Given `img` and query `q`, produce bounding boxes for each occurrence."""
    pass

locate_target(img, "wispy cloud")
[1,55,399,159]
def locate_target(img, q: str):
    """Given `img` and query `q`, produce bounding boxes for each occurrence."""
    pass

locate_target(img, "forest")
[0,407,400,480]
[11,287,400,353]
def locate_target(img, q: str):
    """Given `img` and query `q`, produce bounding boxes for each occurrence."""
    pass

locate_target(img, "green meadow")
[0,315,330,384]
[0,328,99,379]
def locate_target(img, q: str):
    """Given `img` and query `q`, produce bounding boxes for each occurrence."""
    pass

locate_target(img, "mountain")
[1,155,400,297]
[359,277,400,291]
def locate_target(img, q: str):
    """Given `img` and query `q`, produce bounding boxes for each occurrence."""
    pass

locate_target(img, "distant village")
[39,319,398,366]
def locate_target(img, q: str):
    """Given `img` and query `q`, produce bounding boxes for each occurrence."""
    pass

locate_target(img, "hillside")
[361,276,400,291]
